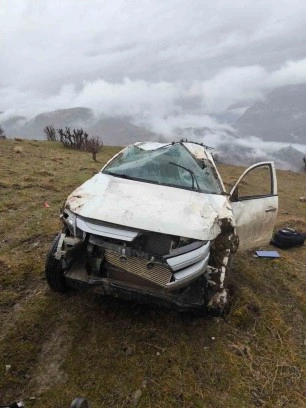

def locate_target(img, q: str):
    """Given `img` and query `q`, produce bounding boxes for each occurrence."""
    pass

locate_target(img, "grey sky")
[1,0,306,123]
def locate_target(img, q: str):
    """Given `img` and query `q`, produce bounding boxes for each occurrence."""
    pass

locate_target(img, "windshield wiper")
[104,171,134,180]
[169,162,201,192]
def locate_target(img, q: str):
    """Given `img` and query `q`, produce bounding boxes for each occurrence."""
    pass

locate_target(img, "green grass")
[0,140,305,407]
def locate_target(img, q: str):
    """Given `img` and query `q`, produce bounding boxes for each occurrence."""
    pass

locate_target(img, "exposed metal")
[104,249,172,287]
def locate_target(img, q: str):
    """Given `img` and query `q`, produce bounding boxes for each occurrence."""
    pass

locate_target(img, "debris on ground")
[70,398,91,408]
[132,389,143,406]
[271,227,306,249]
[255,250,280,258]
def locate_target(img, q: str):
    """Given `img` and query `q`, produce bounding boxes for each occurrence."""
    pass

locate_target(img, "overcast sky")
[1,0,306,124]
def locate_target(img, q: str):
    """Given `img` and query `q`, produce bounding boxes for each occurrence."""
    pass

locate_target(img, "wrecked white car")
[45,141,278,313]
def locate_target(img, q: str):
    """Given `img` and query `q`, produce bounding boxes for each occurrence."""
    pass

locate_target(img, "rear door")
[230,162,278,251]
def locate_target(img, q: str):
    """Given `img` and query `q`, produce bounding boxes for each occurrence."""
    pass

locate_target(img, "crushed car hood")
[66,173,233,240]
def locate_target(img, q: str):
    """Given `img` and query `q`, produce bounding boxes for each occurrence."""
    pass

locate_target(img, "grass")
[0,139,305,407]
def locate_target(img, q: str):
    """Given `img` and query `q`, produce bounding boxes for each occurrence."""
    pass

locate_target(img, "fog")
[1,1,306,170]
[3,59,306,121]
[2,1,306,118]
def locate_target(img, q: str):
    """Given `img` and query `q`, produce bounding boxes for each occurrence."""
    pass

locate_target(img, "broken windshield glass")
[102,143,223,194]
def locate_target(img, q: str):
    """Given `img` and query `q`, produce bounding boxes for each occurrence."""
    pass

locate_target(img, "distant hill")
[89,116,157,145]
[0,107,159,145]
[236,84,306,143]
[24,107,94,139]
[216,143,305,172]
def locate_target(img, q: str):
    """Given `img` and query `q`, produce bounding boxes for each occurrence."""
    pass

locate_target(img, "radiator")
[104,249,172,287]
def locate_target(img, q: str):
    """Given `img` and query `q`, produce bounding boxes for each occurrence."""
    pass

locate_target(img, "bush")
[0,126,6,140]
[57,127,89,150]
[86,136,103,161]
[44,125,57,141]
[56,127,103,160]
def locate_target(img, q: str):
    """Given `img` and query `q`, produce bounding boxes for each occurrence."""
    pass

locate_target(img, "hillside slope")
[0,140,305,408]
[236,84,306,143]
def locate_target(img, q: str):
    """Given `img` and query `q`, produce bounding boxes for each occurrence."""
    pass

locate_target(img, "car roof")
[133,141,212,161]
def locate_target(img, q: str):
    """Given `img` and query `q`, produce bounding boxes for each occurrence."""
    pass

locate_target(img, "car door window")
[231,164,274,201]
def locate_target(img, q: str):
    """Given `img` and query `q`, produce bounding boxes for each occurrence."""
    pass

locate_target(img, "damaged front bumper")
[56,231,210,291]
[54,212,235,312]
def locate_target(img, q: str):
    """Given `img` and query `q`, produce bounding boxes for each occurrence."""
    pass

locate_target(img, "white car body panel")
[66,145,278,251]
[231,196,278,250]
[67,172,233,241]
[230,162,278,250]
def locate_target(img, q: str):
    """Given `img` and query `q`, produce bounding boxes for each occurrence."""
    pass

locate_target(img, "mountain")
[236,84,306,143]
[88,116,157,145]
[23,107,93,139]
[0,107,158,145]
[0,115,27,136]
[216,143,305,172]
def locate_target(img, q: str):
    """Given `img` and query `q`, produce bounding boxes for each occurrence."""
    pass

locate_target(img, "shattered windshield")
[102,143,223,194]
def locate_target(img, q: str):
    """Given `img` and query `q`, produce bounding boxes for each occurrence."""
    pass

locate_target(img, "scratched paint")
[66,143,278,247]
[66,172,233,241]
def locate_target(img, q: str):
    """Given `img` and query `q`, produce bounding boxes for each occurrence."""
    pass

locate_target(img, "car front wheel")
[45,233,68,293]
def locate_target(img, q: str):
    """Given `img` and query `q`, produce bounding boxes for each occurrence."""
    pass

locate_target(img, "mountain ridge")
[235,84,306,143]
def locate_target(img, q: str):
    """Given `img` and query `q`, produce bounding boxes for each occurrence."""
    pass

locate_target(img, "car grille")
[104,249,172,287]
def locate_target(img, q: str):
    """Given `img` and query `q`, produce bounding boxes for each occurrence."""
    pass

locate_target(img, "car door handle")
[265,207,277,212]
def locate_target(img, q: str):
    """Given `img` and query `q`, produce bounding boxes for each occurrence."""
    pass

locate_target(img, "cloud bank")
[1,0,306,119]
[2,58,306,123]
[1,0,306,174]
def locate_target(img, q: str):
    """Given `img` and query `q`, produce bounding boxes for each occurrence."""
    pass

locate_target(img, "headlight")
[62,209,77,236]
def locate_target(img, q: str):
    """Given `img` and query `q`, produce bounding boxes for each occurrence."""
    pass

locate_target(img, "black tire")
[70,398,90,408]
[45,233,68,292]
[272,230,305,249]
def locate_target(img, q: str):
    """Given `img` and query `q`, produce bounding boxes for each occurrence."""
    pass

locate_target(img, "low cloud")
[3,58,306,123]
[2,0,306,121]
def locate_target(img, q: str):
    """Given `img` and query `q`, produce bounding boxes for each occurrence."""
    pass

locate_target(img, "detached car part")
[45,141,278,313]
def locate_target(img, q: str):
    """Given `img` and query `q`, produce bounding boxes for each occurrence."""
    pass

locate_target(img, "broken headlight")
[61,209,77,236]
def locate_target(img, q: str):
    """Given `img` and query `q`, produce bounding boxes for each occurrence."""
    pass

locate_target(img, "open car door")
[230,162,278,251]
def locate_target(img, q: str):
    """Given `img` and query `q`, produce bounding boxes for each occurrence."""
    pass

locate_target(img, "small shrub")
[44,125,57,141]
[57,127,89,150]
[57,127,103,160]
[86,136,103,161]
[0,126,6,140]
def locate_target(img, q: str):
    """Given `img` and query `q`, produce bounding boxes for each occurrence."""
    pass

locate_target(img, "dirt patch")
[0,284,47,343]
[30,325,72,395]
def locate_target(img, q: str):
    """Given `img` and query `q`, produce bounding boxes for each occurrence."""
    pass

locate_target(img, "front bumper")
[58,214,211,302]
[66,272,208,311]
[59,232,210,292]
[165,242,210,289]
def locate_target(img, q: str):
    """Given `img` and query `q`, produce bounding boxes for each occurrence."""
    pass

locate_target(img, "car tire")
[70,398,91,408]
[272,230,305,248]
[45,233,68,293]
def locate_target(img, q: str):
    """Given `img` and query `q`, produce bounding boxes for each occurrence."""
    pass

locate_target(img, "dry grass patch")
[0,140,305,407]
